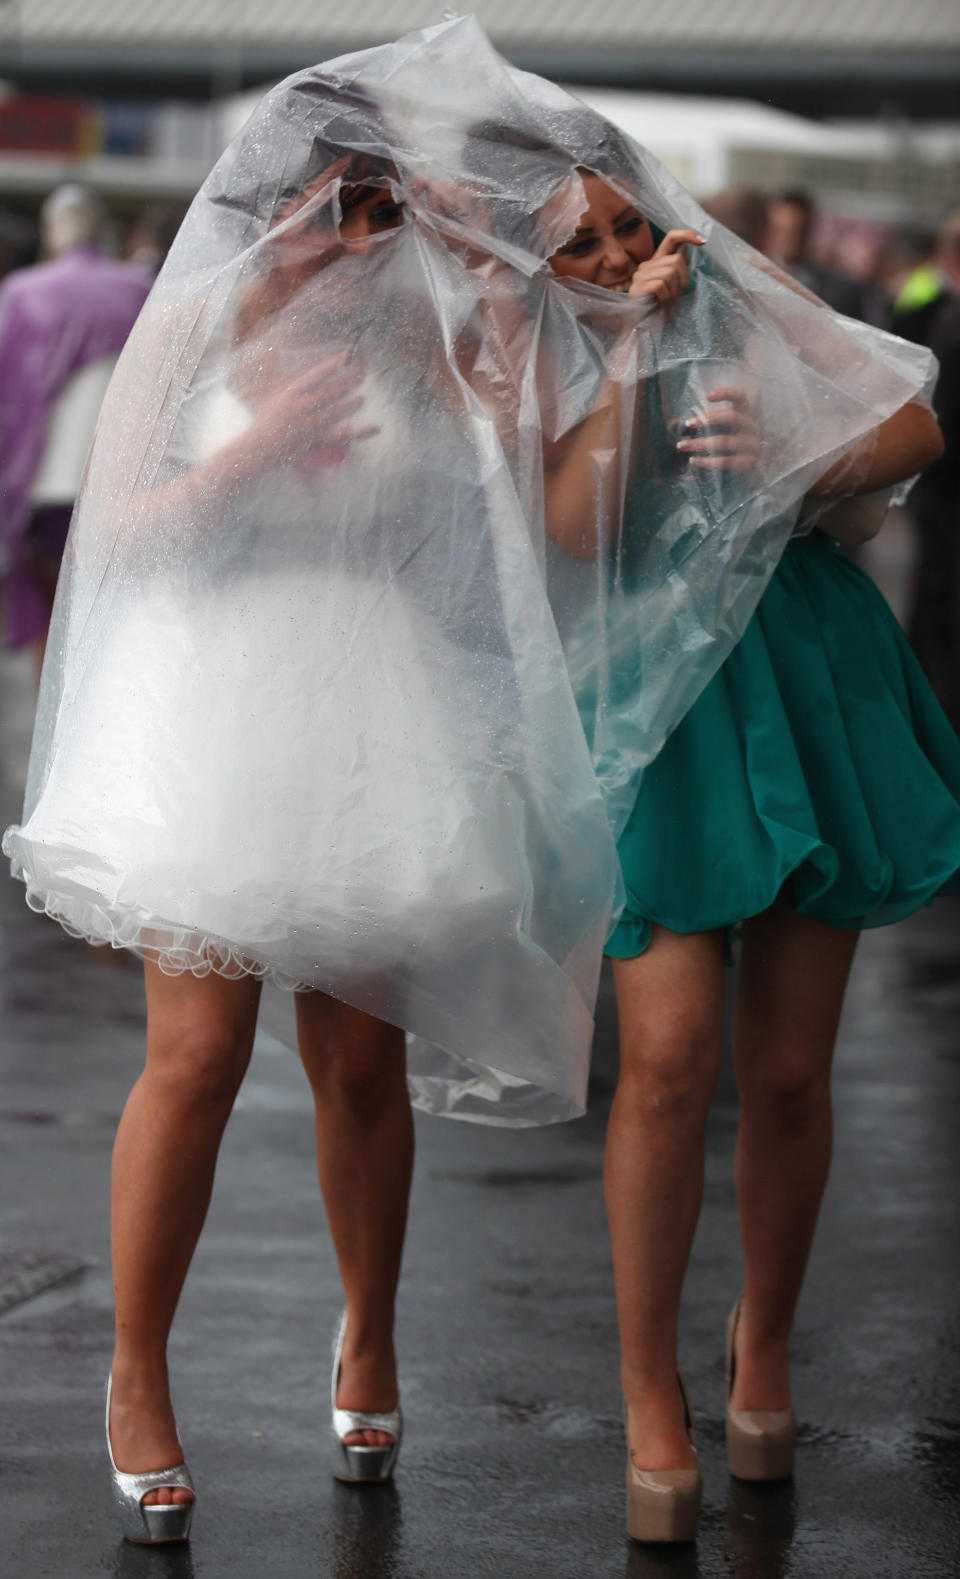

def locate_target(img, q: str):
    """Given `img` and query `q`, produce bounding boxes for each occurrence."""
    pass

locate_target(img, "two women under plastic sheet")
[3,15,936,1124]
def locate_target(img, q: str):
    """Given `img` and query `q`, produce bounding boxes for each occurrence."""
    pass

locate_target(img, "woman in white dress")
[4,63,626,1543]
[96,168,418,1538]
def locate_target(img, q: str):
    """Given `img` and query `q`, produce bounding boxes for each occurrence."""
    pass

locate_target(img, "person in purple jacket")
[0,184,151,671]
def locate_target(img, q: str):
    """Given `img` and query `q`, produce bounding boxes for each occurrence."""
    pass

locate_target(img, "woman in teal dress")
[545,174,955,1542]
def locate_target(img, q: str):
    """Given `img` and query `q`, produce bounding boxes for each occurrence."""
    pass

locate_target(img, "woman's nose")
[341,213,375,248]
[601,235,630,270]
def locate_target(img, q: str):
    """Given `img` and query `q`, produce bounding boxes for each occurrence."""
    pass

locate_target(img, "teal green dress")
[606,530,960,957]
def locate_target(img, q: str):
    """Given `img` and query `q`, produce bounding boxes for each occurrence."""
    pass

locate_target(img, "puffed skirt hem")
[604,534,960,959]
[4,833,598,1129]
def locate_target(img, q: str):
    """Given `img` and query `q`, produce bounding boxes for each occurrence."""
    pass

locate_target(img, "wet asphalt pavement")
[1,642,959,1579]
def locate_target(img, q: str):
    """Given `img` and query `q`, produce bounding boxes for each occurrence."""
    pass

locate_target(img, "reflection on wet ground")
[724,1479,796,1579]
[2,649,960,1577]
[625,1540,703,1579]
[329,1484,406,1579]
[108,1540,197,1579]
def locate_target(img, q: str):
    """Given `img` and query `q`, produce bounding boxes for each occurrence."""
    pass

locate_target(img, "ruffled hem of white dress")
[4,830,596,1128]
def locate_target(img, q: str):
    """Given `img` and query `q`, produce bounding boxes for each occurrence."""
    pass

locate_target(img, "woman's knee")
[612,929,725,1123]
[317,1046,407,1111]
[145,1012,254,1108]
[617,1022,723,1123]
[298,1001,406,1109]
[737,1057,832,1130]
[143,964,258,1106]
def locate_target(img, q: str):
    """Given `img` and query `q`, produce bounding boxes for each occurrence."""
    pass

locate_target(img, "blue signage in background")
[100,102,156,158]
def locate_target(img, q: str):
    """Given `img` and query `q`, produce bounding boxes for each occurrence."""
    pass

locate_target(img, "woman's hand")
[243,352,378,473]
[675,386,762,475]
[628,229,704,304]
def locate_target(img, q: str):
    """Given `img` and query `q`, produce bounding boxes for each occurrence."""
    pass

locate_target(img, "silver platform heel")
[331,1310,403,1483]
[106,1375,195,1543]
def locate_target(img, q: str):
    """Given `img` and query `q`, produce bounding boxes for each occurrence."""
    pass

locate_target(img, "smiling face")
[547,173,655,290]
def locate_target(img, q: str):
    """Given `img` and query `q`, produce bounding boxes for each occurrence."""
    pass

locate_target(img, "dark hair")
[272,74,400,211]
[461,117,568,191]
[775,189,815,215]
[463,110,644,190]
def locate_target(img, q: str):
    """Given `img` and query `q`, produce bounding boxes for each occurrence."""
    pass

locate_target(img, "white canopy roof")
[6,0,960,47]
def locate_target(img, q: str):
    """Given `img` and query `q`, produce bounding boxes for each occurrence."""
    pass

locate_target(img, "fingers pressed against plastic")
[706,385,751,408]
[653,228,705,257]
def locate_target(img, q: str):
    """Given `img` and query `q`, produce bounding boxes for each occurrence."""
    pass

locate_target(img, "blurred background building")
[0,2,957,223]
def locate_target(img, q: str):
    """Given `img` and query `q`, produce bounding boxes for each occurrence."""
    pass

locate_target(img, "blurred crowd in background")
[703,186,960,730]
[0,140,959,731]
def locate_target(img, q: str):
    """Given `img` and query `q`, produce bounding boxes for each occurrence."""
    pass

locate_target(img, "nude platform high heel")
[625,1373,702,1544]
[725,1297,796,1481]
[105,1375,195,1544]
[331,1311,403,1483]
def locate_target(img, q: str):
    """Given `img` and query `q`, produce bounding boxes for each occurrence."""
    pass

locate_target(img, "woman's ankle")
[623,1381,697,1471]
[109,1350,171,1396]
[729,1310,792,1411]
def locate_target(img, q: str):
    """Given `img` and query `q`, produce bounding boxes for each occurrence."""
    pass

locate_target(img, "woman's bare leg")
[731,901,859,1410]
[295,993,413,1449]
[109,964,262,1504]
[607,928,726,1470]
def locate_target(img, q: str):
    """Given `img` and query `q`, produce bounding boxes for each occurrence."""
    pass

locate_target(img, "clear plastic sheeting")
[3,16,937,1124]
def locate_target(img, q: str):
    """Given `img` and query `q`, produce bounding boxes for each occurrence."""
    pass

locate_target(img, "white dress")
[5,373,612,1123]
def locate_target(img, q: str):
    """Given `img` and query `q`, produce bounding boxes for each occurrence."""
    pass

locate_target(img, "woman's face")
[548,173,655,290]
[338,182,405,245]
[237,166,404,346]
[269,165,404,270]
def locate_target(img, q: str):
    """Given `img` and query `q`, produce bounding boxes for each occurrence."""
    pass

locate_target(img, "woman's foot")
[107,1368,194,1507]
[727,1300,792,1413]
[625,1375,701,1542]
[625,1378,699,1472]
[726,1299,796,1481]
[335,1330,398,1449]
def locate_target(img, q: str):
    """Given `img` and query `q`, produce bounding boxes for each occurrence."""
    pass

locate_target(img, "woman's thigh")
[294,991,406,1099]
[735,896,859,1092]
[611,926,727,1102]
[142,961,262,1099]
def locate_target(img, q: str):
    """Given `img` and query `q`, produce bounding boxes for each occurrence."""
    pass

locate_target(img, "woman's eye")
[618,216,644,236]
[561,237,596,258]
[370,202,404,229]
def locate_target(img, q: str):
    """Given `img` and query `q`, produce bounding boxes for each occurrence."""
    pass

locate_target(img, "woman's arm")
[811,491,892,551]
[805,402,942,551]
[542,371,628,559]
[543,230,703,559]
[741,247,944,500]
[807,399,944,500]
[749,252,944,495]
